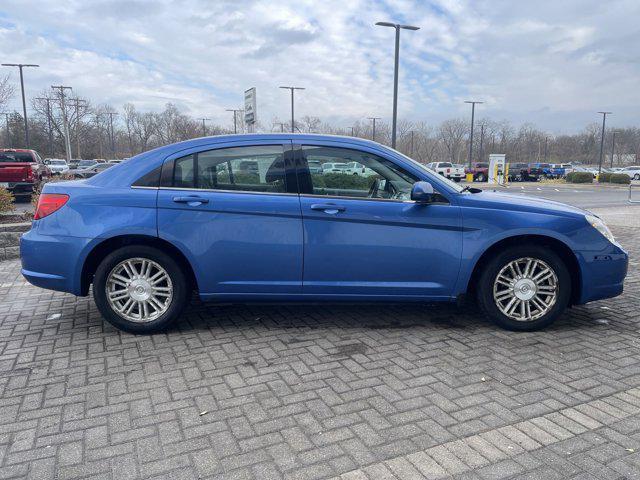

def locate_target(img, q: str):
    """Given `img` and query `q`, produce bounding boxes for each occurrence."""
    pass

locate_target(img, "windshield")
[0,152,34,162]
[79,160,96,167]
[51,160,66,165]
[394,151,466,193]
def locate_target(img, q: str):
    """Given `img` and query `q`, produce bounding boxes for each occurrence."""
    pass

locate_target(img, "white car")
[45,158,69,175]
[344,162,378,177]
[322,162,350,174]
[620,166,640,180]
[427,162,465,182]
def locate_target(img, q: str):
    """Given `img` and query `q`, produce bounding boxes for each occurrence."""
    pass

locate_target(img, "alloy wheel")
[105,257,173,323]
[492,257,558,322]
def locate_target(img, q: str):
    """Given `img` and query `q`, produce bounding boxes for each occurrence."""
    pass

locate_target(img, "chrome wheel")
[493,257,558,322]
[106,257,173,323]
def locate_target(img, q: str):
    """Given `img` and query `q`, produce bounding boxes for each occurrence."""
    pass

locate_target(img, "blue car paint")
[20,134,628,307]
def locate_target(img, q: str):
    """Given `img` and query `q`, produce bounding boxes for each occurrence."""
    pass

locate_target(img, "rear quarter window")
[133,165,162,187]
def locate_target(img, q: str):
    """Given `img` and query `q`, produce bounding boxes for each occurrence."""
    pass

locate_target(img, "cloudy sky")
[0,0,638,132]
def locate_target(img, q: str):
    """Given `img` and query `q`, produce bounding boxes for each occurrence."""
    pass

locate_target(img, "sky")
[0,0,638,133]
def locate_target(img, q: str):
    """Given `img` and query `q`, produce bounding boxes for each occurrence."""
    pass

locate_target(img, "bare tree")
[0,75,14,112]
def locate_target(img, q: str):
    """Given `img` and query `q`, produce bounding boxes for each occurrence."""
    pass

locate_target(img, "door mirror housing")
[411,181,435,203]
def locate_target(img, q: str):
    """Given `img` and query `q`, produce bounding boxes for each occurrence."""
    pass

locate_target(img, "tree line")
[0,81,637,166]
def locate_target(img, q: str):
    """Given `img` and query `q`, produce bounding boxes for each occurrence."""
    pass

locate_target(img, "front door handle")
[310,203,345,214]
[173,195,209,205]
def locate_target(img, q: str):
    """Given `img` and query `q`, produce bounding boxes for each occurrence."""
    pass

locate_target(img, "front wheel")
[453,178,461,183]
[477,245,571,331]
[634,174,640,180]
[475,173,486,182]
[93,245,191,333]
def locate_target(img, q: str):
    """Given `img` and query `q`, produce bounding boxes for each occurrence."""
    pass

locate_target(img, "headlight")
[585,214,615,244]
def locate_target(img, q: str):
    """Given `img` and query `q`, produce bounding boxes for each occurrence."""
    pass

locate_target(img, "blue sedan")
[21,134,628,333]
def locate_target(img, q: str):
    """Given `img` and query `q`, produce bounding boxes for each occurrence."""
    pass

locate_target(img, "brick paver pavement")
[0,223,638,479]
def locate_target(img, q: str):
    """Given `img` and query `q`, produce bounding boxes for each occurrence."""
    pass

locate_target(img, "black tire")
[453,178,461,183]
[475,173,486,182]
[93,245,191,334]
[476,245,571,331]
[634,174,640,181]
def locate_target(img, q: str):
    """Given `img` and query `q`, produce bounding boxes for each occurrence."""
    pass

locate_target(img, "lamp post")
[2,63,39,147]
[375,22,419,149]
[597,111,612,176]
[199,118,210,137]
[279,86,305,133]
[368,117,381,142]
[225,109,242,134]
[465,101,483,169]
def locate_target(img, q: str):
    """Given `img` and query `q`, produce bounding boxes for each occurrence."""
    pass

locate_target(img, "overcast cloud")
[0,0,638,132]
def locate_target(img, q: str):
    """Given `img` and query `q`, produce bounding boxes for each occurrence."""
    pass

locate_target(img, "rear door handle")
[172,196,209,205]
[310,203,345,214]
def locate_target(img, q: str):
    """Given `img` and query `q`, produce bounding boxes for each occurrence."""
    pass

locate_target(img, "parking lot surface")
[1,205,639,479]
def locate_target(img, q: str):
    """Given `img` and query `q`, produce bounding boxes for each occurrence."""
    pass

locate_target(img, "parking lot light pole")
[279,86,305,133]
[465,101,483,169]
[597,111,612,176]
[375,22,419,149]
[2,63,39,147]
[199,118,210,137]
[368,117,381,142]
[225,109,242,134]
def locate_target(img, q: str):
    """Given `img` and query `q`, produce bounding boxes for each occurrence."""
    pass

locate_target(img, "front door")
[296,142,462,299]
[157,141,303,298]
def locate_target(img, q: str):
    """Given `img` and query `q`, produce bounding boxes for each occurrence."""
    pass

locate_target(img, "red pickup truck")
[0,149,50,197]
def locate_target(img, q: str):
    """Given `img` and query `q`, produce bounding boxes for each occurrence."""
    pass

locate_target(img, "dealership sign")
[244,87,256,127]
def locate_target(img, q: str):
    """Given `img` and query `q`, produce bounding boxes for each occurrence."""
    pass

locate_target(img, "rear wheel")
[477,245,571,331]
[475,173,486,182]
[634,174,640,180]
[93,245,190,333]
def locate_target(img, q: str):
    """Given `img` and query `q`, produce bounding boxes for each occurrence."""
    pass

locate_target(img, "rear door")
[156,140,303,298]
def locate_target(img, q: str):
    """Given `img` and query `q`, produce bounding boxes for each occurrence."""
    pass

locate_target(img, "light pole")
[2,63,39,147]
[544,136,549,162]
[51,85,73,162]
[274,122,286,133]
[279,86,305,133]
[35,98,54,156]
[610,131,616,168]
[410,130,415,156]
[199,118,210,136]
[597,111,612,176]
[368,117,381,142]
[375,22,419,149]
[70,98,87,159]
[465,101,483,169]
[225,109,242,134]
[349,126,355,137]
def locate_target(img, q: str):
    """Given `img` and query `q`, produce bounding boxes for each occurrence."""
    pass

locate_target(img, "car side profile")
[21,134,628,334]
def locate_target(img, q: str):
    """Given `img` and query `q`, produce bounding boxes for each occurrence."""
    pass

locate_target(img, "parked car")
[0,148,50,196]
[620,166,640,180]
[344,162,377,177]
[68,162,114,179]
[44,158,69,175]
[322,162,349,174]
[551,163,574,177]
[508,163,541,182]
[307,160,323,174]
[427,162,465,182]
[572,166,599,178]
[21,134,628,334]
[465,162,489,182]
[76,159,99,170]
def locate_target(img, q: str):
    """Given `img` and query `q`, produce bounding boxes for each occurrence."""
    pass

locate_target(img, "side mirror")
[411,181,435,203]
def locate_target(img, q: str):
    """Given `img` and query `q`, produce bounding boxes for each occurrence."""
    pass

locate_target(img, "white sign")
[244,87,256,127]
[488,154,506,184]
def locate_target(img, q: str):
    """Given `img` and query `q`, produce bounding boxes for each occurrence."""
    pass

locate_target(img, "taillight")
[447,168,451,174]
[34,193,69,220]
[26,165,36,181]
